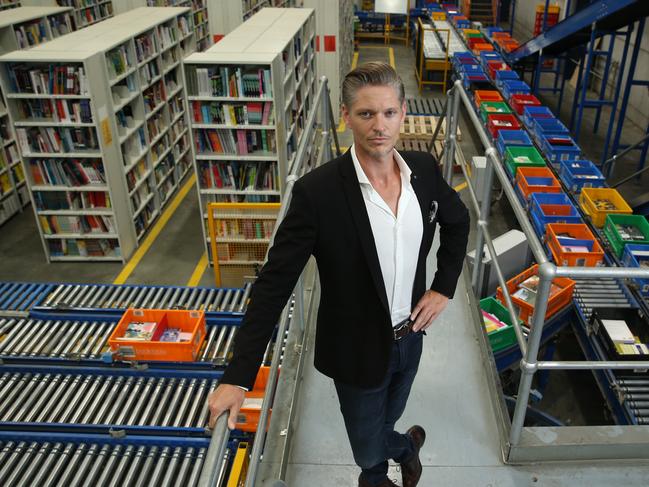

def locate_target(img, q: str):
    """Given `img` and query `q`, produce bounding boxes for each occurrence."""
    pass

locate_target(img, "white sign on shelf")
[374,0,408,15]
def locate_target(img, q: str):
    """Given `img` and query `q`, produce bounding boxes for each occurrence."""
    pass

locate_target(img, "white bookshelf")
[303,0,353,124]
[0,7,197,261]
[183,7,316,264]
[0,6,75,53]
[207,0,296,44]
[112,0,211,51]
[0,6,77,225]
[22,0,116,29]
[1,1,21,10]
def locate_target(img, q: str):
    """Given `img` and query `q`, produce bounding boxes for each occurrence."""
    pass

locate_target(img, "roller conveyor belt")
[27,282,253,324]
[0,367,222,432]
[0,318,284,367]
[572,278,636,321]
[0,433,221,487]
[0,283,55,317]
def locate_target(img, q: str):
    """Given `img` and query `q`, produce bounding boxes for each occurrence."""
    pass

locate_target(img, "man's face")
[342,85,406,160]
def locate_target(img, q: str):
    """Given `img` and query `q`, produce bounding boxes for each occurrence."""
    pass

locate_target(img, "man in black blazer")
[209,62,470,487]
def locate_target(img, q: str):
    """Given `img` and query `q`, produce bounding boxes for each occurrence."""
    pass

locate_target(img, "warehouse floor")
[1,39,649,484]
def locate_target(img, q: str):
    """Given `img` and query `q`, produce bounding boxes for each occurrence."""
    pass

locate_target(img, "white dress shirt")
[351,144,424,327]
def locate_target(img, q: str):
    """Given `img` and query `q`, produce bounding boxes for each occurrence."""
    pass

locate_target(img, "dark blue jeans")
[334,331,423,486]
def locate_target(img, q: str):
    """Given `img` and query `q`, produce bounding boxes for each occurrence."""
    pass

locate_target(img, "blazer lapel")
[338,154,390,315]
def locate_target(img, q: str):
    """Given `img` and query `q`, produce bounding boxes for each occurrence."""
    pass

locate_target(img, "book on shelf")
[194,128,275,154]
[0,173,11,194]
[15,98,93,124]
[29,158,106,186]
[188,66,272,97]
[14,20,47,49]
[8,64,88,95]
[17,126,99,154]
[39,214,115,234]
[106,44,131,79]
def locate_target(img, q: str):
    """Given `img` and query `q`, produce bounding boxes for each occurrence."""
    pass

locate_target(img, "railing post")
[471,147,496,295]
[509,261,556,446]
[443,86,459,184]
[321,78,333,163]
[198,413,231,487]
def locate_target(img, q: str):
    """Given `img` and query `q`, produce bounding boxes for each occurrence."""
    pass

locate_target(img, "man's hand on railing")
[208,384,246,430]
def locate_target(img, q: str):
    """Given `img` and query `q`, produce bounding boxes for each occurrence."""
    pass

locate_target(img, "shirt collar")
[350,143,413,188]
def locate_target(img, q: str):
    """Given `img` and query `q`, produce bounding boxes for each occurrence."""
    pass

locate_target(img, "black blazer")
[221,150,470,390]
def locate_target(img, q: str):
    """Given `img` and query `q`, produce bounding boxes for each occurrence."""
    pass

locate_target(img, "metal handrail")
[443,80,649,448]
[198,77,339,486]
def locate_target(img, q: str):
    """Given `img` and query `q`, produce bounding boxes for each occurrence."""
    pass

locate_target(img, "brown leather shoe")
[358,476,400,487]
[400,425,426,487]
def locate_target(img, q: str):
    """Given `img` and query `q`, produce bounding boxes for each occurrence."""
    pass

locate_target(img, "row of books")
[144,82,165,113]
[188,66,272,98]
[78,4,114,27]
[140,60,160,88]
[39,213,116,235]
[135,32,157,63]
[48,238,120,258]
[191,101,273,126]
[8,64,88,96]
[215,218,276,240]
[0,173,11,195]
[14,20,47,49]
[215,242,266,262]
[194,128,276,155]
[48,14,72,37]
[117,321,192,342]
[134,200,155,237]
[178,16,191,38]
[159,23,178,49]
[106,44,132,79]
[14,98,93,124]
[16,126,99,154]
[203,193,279,204]
[126,160,150,193]
[2,145,19,167]
[199,161,278,192]
[131,178,153,210]
[34,190,110,211]
[29,158,105,187]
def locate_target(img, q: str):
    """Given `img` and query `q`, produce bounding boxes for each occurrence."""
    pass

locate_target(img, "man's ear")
[342,104,350,125]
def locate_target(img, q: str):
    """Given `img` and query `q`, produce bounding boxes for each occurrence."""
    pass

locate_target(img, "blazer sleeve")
[429,158,470,299]
[220,179,317,389]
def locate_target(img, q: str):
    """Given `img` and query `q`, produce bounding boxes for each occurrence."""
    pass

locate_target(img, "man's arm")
[208,179,317,428]
[411,158,470,331]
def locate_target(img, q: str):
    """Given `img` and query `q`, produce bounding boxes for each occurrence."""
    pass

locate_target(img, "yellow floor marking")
[113,174,197,285]
[453,181,468,192]
[388,47,395,68]
[186,251,208,287]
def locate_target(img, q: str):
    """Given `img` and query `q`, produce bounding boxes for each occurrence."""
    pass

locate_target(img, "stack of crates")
[495,69,519,90]
[501,79,531,99]
[503,146,546,179]
[474,89,503,109]
[534,4,560,35]
[515,166,562,207]
[492,31,520,53]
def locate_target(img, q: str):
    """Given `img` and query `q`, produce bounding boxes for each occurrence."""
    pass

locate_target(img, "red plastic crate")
[496,264,576,325]
[510,94,541,114]
[487,113,520,138]
[546,223,605,267]
[467,37,486,49]
[487,60,511,78]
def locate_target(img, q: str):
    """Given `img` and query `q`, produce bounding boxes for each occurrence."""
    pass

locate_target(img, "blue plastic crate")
[485,26,504,38]
[622,244,649,296]
[539,133,581,164]
[522,105,554,129]
[462,73,492,90]
[459,64,486,75]
[559,159,607,193]
[529,192,582,237]
[496,129,532,156]
[480,51,503,67]
[501,79,531,99]
[456,19,471,29]
[532,117,569,143]
[495,69,519,88]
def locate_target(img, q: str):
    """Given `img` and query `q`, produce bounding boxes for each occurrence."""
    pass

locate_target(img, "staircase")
[462,0,496,26]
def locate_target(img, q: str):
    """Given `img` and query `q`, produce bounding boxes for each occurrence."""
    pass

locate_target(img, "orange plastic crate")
[236,366,274,432]
[473,43,494,53]
[467,37,486,49]
[546,223,604,267]
[515,166,562,204]
[496,264,576,325]
[108,309,206,361]
[492,32,512,40]
[474,90,503,108]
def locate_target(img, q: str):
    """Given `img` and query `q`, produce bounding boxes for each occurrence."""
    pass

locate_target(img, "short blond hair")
[342,61,405,108]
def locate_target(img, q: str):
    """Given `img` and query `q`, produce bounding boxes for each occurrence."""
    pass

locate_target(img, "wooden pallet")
[396,138,444,155]
[399,115,462,141]
[405,97,445,116]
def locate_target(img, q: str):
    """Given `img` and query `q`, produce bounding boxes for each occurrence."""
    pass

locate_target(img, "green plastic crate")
[504,146,546,178]
[480,297,520,352]
[603,214,649,258]
[479,101,512,122]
